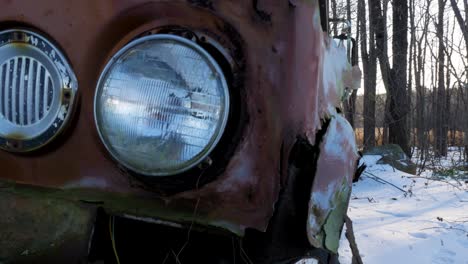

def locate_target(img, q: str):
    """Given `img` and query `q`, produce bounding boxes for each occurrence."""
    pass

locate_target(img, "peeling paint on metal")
[63,177,109,189]
[306,115,359,252]
[322,179,351,252]
[29,35,38,46]
[0,189,95,262]
[0,0,358,250]
[321,36,349,114]
[303,4,359,251]
[313,8,321,31]
[57,105,68,121]
[122,214,184,229]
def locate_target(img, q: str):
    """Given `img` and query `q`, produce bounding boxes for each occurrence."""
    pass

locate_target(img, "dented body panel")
[304,24,360,252]
[0,183,95,263]
[307,116,359,252]
[0,0,358,260]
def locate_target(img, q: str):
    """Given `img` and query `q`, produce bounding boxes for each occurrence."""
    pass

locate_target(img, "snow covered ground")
[338,151,468,264]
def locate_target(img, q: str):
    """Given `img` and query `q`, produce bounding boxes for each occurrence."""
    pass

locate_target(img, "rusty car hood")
[0,0,358,237]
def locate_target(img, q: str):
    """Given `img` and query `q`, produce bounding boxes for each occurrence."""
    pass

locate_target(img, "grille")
[0,56,54,126]
[0,29,78,152]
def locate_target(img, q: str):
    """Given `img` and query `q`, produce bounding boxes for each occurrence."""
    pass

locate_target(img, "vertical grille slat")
[0,64,4,117]
[47,77,53,110]
[38,66,45,120]
[0,57,54,126]
[43,72,50,116]
[31,60,37,124]
[18,57,26,125]
[11,57,18,123]
[4,60,11,122]
[26,58,33,125]
[34,63,41,123]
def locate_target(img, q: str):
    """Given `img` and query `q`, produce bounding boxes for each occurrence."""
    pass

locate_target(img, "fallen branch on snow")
[421,226,468,236]
[344,215,364,264]
[406,176,468,191]
[363,171,409,195]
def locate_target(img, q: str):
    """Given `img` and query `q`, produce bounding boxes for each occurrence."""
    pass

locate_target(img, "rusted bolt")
[63,89,72,101]
[13,31,27,41]
[288,0,298,7]
[6,140,21,150]
[198,156,213,170]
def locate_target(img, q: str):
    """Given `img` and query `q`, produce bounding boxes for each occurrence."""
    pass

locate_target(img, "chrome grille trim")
[0,28,78,152]
[0,56,53,126]
[0,61,3,121]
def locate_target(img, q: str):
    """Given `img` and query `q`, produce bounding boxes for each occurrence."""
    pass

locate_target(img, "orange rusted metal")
[0,0,359,261]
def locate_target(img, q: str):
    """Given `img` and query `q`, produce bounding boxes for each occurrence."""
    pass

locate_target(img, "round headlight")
[0,29,78,152]
[94,34,230,176]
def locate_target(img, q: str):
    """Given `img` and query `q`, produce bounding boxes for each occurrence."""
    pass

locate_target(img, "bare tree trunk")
[390,0,410,156]
[408,0,415,148]
[414,0,432,159]
[382,0,390,146]
[445,20,453,146]
[344,215,364,264]
[449,0,468,161]
[361,0,377,149]
[455,86,461,145]
[431,53,437,148]
[343,0,357,127]
[371,0,411,156]
[435,0,447,157]
[446,69,452,146]
[331,0,338,36]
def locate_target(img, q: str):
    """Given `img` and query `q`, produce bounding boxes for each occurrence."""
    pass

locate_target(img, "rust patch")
[186,0,214,10]
[0,190,95,262]
[0,0,355,238]
[307,115,358,252]
[252,0,272,23]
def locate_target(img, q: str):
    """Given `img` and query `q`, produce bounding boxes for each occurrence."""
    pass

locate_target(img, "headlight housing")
[0,29,78,152]
[94,34,230,176]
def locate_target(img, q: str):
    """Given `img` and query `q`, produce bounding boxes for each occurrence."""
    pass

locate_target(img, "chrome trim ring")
[0,29,78,152]
[94,34,230,176]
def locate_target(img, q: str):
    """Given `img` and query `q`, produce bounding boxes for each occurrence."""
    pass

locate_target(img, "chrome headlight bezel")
[0,29,78,152]
[94,34,230,177]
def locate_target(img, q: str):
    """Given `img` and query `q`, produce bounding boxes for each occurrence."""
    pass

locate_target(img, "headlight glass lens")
[94,34,229,176]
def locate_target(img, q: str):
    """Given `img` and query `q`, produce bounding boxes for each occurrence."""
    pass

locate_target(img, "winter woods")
[332,0,468,161]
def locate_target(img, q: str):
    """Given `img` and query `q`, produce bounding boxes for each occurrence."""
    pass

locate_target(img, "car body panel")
[0,0,359,259]
[304,27,360,252]
[307,115,359,253]
[0,181,95,263]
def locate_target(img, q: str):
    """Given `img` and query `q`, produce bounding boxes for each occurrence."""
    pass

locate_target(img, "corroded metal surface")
[0,182,95,263]
[0,0,358,251]
[307,115,359,253]
[302,17,360,252]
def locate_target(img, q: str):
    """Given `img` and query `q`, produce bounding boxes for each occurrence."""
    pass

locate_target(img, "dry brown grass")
[354,128,385,147]
[354,128,466,148]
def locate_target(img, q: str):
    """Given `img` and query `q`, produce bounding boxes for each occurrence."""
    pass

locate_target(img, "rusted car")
[0,0,360,263]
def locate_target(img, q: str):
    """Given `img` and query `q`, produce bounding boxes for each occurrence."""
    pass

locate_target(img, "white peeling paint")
[63,177,109,189]
[307,116,359,249]
[323,115,358,162]
[308,182,337,234]
[216,149,255,192]
[54,59,67,75]
[321,38,349,114]
[313,8,321,31]
[121,214,184,229]
[57,105,68,121]
[29,36,38,46]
